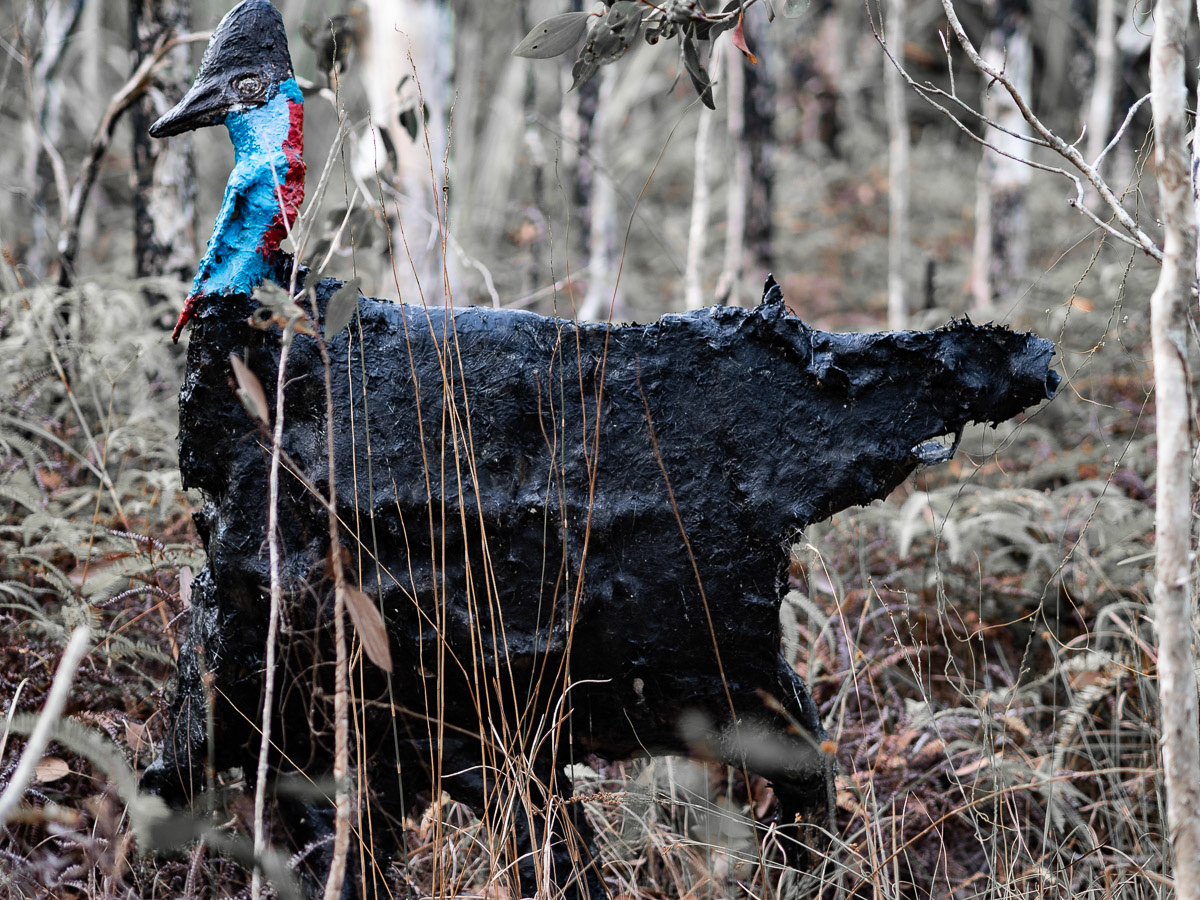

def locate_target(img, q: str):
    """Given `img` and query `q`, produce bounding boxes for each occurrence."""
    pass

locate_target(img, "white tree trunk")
[1085,0,1118,177]
[885,0,909,329]
[357,0,452,302]
[971,3,1032,311]
[1148,2,1200,897]
[715,46,748,306]
[580,68,620,321]
[685,106,714,311]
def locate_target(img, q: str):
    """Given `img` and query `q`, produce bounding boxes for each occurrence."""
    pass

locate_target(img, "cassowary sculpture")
[142,2,1060,898]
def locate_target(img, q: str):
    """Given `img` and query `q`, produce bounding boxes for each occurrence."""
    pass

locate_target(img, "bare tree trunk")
[572,62,601,263]
[685,106,714,311]
[834,0,865,133]
[885,0,909,329]
[716,45,748,306]
[743,10,774,277]
[1148,2,1200,897]
[357,0,452,302]
[520,3,548,296]
[580,67,619,320]
[971,0,1031,311]
[130,0,196,282]
[21,0,84,274]
[1085,0,1118,190]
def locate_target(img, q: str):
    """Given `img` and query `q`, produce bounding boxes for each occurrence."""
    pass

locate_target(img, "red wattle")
[258,99,306,259]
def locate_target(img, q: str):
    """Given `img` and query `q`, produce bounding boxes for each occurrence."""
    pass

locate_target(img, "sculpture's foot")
[172,294,200,343]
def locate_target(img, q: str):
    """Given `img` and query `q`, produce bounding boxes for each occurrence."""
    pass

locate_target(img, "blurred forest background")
[0,0,1189,897]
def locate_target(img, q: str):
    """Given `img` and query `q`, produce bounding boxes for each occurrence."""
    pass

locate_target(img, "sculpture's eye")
[234,74,264,99]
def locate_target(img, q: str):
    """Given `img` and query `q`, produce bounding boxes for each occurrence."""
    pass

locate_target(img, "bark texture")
[130,0,196,281]
[885,0,909,329]
[1149,1,1200,895]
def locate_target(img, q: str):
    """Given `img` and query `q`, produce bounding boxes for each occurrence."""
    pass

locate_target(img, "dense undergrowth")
[0,232,1174,899]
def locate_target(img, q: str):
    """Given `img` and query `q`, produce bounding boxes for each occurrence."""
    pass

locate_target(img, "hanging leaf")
[344,584,393,672]
[325,279,362,340]
[513,11,592,59]
[571,52,601,91]
[681,35,715,109]
[570,1,646,90]
[229,354,269,424]
[731,14,758,64]
[602,1,645,45]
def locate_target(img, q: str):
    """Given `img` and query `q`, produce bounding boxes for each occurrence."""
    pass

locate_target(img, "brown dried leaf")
[344,584,392,672]
[229,354,269,424]
[124,720,148,755]
[35,756,70,783]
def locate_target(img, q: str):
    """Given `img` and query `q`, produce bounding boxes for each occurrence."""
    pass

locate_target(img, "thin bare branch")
[936,0,1160,261]
[56,30,211,285]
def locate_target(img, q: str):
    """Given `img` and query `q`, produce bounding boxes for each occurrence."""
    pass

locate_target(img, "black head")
[150,0,293,138]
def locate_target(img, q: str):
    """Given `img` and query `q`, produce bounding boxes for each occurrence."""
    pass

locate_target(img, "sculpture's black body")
[140,4,1059,896]
[144,269,1058,896]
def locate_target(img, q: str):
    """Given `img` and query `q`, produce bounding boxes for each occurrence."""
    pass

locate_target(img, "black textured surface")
[144,275,1058,896]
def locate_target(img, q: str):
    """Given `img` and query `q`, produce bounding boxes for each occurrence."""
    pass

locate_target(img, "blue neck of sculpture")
[190,78,305,300]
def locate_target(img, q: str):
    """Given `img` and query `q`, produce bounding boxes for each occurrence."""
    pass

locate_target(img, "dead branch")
[935,0,1161,261]
[56,30,210,286]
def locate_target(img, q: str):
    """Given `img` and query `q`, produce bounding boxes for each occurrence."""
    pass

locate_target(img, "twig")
[0,627,91,825]
[252,314,299,900]
[56,30,211,285]
[936,0,1161,261]
[313,304,353,900]
[1092,92,1151,172]
[876,34,1162,261]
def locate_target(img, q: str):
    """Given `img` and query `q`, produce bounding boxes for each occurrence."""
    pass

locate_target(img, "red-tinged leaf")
[732,14,758,64]
[344,584,393,672]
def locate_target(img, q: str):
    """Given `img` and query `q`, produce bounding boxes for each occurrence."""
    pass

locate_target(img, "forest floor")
[0,100,1172,900]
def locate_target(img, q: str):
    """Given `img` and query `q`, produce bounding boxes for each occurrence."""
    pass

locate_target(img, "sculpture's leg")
[141,569,241,805]
[763,659,834,875]
[441,750,607,899]
[703,661,831,878]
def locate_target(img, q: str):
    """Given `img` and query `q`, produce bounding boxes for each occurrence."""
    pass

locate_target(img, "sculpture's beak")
[150,80,231,138]
[149,0,293,139]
